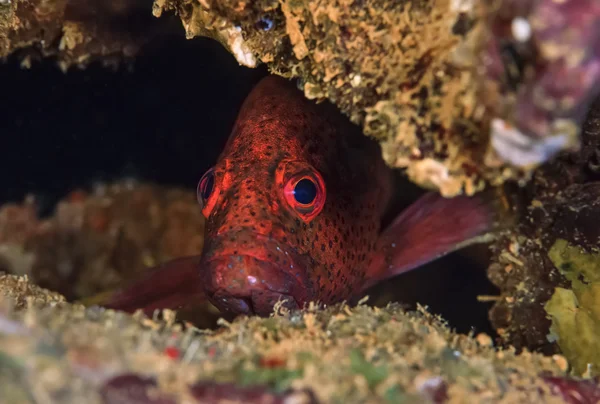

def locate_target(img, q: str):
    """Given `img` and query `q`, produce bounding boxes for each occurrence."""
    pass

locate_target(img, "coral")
[483,0,600,169]
[3,0,600,392]
[0,181,219,327]
[149,0,600,196]
[542,375,600,404]
[487,94,600,373]
[0,0,171,69]
[0,273,64,309]
[153,0,505,196]
[0,273,593,403]
[2,1,599,194]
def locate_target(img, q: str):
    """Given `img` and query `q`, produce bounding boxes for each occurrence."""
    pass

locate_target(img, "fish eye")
[197,168,215,206]
[293,178,317,204]
[283,171,326,222]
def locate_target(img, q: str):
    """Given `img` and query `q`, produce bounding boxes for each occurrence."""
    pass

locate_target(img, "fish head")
[195,76,390,316]
[197,156,328,316]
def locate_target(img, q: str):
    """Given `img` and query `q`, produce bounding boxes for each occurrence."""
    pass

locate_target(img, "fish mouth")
[201,251,310,317]
[209,287,300,317]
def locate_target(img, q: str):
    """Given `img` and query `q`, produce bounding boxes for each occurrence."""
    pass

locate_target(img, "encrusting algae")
[0,0,176,70]
[150,0,600,195]
[0,182,221,329]
[2,0,600,400]
[0,273,594,404]
[545,239,600,376]
[3,0,600,195]
[153,0,506,197]
[487,95,600,377]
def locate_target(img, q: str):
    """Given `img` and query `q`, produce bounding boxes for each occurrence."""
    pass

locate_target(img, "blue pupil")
[293,179,317,205]
[202,173,214,200]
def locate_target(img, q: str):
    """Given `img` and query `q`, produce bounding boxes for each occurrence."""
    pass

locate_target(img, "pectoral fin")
[79,255,206,315]
[363,189,510,291]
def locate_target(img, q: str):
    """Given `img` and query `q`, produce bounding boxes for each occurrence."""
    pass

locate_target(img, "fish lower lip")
[209,289,299,317]
[209,291,252,314]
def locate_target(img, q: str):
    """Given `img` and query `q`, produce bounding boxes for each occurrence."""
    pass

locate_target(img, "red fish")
[87,76,509,317]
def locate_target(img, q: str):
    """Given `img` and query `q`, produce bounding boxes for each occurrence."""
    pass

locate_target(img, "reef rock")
[0,0,173,70]
[3,0,600,195]
[0,273,593,404]
[488,94,600,375]
[152,0,600,196]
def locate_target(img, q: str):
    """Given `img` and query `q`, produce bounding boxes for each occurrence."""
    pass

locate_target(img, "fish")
[83,75,511,317]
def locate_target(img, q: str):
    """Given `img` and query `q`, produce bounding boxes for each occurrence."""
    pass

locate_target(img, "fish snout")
[201,254,305,317]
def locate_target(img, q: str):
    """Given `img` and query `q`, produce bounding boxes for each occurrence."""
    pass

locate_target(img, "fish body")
[93,76,506,317]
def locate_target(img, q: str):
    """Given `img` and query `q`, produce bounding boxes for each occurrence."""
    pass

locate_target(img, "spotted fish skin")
[199,76,394,315]
[96,75,503,317]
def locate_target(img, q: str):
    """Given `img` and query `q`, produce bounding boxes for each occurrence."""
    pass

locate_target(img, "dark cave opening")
[0,33,499,337]
[1,34,268,214]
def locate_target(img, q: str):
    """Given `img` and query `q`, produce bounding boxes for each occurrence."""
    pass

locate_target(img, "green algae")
[349,349,388,388]
[238,363,304,392]
[548,239,600,285]
[546,238,600,375]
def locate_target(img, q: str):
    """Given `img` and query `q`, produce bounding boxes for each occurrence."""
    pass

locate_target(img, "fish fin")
[78,255,206,315]
[362,187,512,291]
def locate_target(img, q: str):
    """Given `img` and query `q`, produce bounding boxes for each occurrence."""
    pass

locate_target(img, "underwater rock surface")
[488,95,600,374]
[0,273,590,404]
[3,0,600,195]
[0,182,220,328]
[1,177,599,388]
[151,0,600,196]
[153,0,507,196]
[0,0,172,69]
[483,0,600,169]
[2,0,600,392]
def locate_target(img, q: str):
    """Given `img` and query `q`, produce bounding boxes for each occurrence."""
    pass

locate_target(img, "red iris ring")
[197,168,215,206]
[283,172,326,222]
